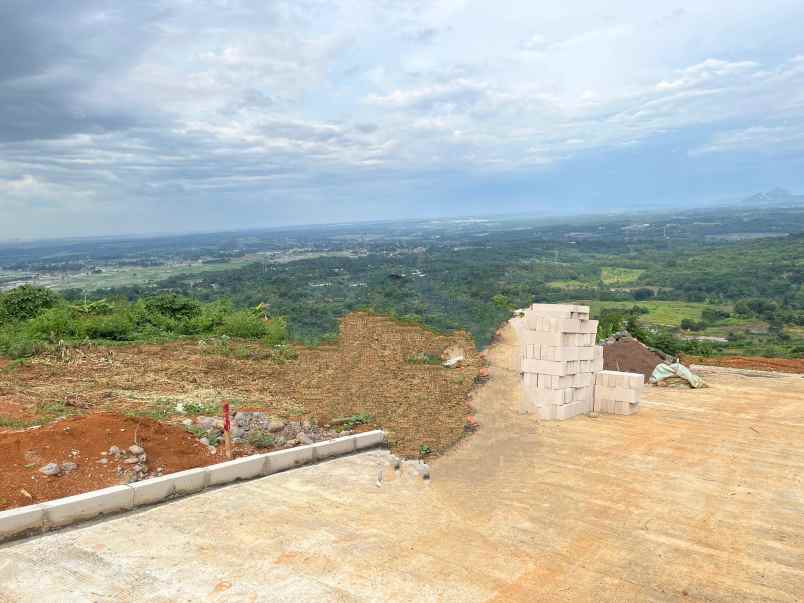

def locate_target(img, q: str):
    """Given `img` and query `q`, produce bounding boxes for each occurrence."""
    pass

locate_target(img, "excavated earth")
[0,313,480,510]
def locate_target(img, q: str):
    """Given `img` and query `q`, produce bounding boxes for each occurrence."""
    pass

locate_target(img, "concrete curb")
[0,429,385,544]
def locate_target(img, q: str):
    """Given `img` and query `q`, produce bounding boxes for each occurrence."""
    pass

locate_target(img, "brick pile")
[520,304,604,420]
[593,370,644,416]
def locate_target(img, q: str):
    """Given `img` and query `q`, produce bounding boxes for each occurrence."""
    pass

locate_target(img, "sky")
[1,0,804,239]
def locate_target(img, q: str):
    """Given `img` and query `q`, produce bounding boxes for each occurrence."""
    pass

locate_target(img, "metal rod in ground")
[223,402,233,459]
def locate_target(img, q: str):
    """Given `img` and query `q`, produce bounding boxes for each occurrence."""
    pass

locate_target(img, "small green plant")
[0,416,32,429]
[269,344,298,364]
[182,401,219,416]
[248,430,275,449]
[128,398,176,421]
[419,444,432,457]
[406,352,441,365]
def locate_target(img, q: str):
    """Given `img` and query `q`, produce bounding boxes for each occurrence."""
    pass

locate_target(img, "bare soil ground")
[683,354,804,374]
[0,313,481,508]
[0,414,214,510]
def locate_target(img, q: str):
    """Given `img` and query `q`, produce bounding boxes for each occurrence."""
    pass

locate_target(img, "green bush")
[84,313,136,340]
[218,310,268,339]
[28,306,85,340]
[0,286,60,323]
[144,293,202,320]
[0,325,43,358]
[264,316,288,345]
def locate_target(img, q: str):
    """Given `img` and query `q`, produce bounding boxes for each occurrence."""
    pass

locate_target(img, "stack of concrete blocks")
[520,304,604,420]
[593,370,644,416]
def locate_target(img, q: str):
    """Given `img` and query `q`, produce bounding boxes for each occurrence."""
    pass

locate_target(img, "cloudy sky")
[2,0,804,239]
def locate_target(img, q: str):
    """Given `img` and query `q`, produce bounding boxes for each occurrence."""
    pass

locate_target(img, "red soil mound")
[0,413,216,510]
[603,339,664,383]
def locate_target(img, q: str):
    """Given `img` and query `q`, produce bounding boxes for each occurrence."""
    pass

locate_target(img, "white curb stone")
[312,436,356,460]
[130,473,177,507]
[207,455,266,487]
[0,505,45,541]
[42,485,133,528]
[354,430,386,450]
[171,467,209,495]
[1,430,386,543]
[268,444,316,473]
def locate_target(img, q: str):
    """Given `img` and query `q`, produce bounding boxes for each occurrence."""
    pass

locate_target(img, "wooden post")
[223,401,233,459]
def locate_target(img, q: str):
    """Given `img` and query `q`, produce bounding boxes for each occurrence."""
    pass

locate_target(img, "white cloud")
[1,0,804,236]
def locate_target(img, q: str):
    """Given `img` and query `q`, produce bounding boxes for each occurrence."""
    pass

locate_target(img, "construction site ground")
[2,322,802,602]
[0,313,480,509]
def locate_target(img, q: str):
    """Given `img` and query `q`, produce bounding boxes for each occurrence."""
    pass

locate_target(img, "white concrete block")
[312,436,356,460]
[171,467,208,495]
[521,359,579,376]
[573,386,593,402]
[0,504,44,542]
[520,330,578,347]
[130,474,177,507]
[353,430,386,450]
[43,485,133,528]
[555,399,591,420]
[524,386,572,404]
[267,445,315,473]
[528,304,590,320]
[207,455,267,487]
[573,372,595,387]
[577,346,595,361]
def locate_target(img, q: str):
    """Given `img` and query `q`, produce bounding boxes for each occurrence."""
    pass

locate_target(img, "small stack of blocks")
[520,304,604,420]
[593,370,644,415]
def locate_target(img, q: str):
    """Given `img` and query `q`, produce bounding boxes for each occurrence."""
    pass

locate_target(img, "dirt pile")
[0,413,215,510]
[602,339,664,382]
[0,312,481,460]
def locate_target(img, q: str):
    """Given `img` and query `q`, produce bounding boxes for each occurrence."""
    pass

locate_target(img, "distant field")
[547,267,644,290]
[600,267,643,285]
[546,279,594,290]
[581,300,731,328]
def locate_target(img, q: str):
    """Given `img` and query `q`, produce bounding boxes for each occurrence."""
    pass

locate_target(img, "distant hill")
[734,188,804,208]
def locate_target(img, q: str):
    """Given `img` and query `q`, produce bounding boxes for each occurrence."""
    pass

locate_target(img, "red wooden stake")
[223,402,232,459]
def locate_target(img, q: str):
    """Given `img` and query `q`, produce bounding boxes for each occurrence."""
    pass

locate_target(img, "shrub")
[84,313,135,340]
[0,286,60,323]
[144,293,202,321]
[218,310,267,339]
[264,316,288,345]
[0,325,43,359]
[27,306,85,340]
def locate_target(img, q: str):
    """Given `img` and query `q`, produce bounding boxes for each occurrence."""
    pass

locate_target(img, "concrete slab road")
[1,322,803,602]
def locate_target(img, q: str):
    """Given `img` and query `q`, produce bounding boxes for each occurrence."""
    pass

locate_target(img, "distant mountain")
[734,188,804,208]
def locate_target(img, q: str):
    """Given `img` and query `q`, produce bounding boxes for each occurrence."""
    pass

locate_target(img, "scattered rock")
[108,446,121,456]
[124,457,139,465]
[298,433,314,445]
[443,356,464,368]
[98,458,109,465]
[182,419,193,427]
[402,460,430,481]
[61,462,78,473]
[39,463,61,477]
[268,419,286,433]
[128,445,145,456]
[138,453,147,462]
[200,437,210,446]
